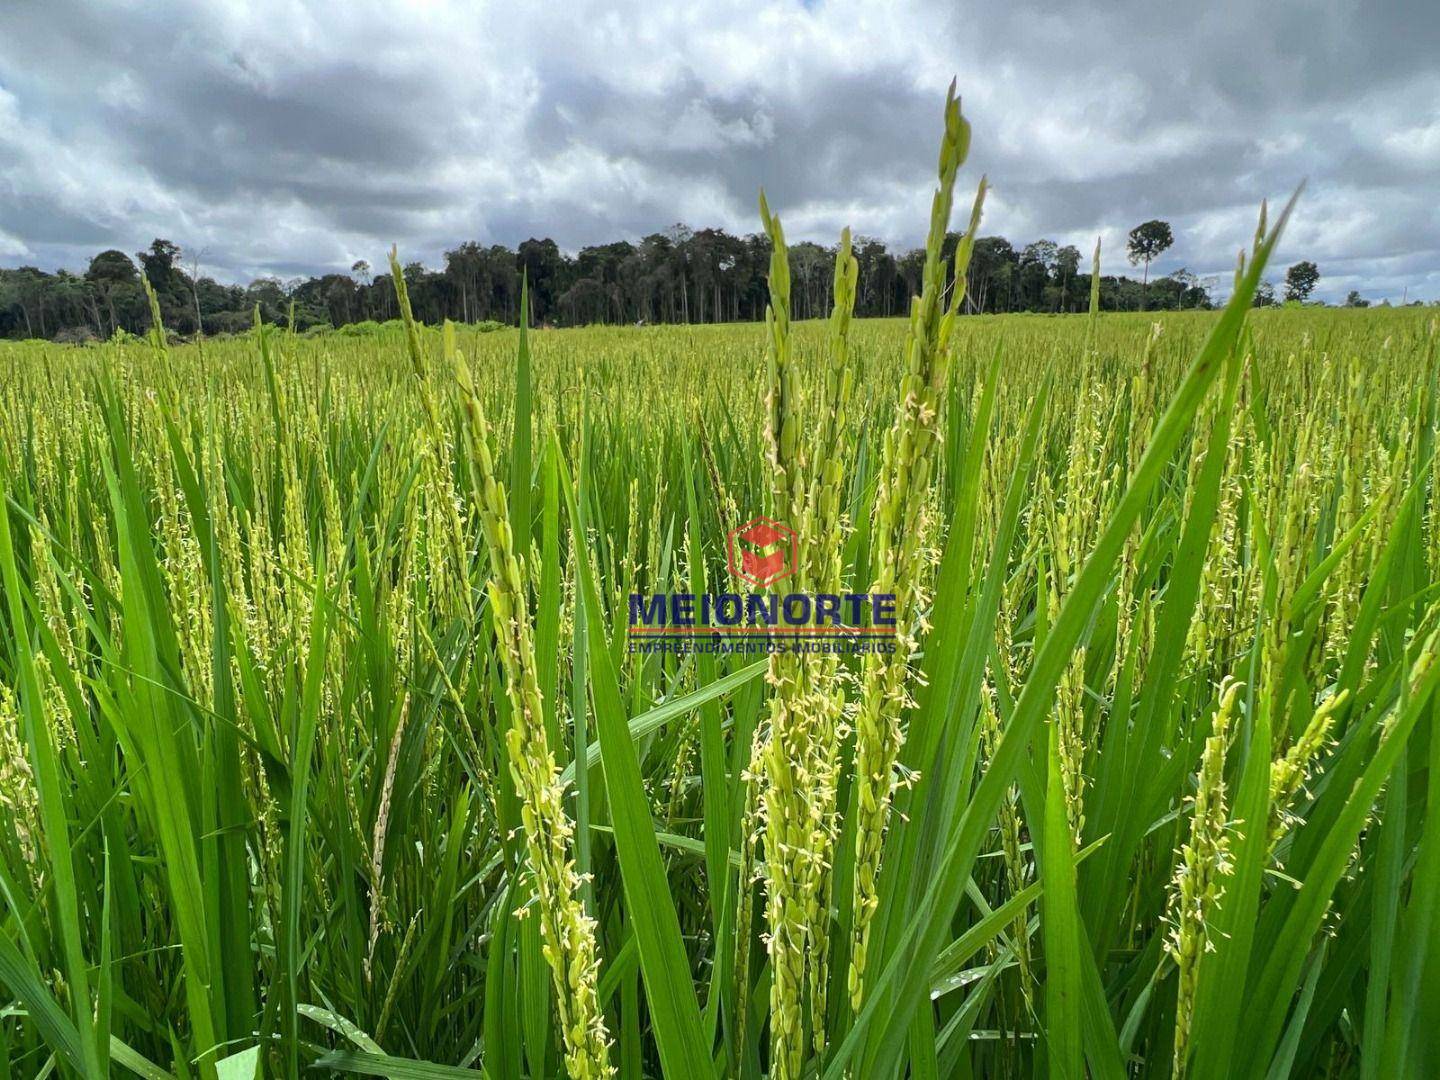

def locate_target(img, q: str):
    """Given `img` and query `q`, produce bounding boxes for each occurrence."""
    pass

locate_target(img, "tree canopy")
[1126,219,1175,309]
[1,225,1222,342]
[1285,260,1321,302]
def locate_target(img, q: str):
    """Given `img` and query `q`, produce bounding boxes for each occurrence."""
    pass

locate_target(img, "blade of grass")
[556,437,714,1078]
[280,589,332,1080]
[837,188,1298,1080]
[1041,722,1083,1080]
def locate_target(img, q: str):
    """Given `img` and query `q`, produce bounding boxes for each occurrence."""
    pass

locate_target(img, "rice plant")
[1,85,1438,1080]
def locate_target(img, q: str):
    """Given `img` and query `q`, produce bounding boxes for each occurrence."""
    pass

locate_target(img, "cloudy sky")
[1,0,1437,303]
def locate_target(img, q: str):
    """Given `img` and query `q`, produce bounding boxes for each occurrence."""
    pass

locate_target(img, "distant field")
[3,155,1440,1080]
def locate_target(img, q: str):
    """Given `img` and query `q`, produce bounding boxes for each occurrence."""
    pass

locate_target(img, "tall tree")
[1126,219,1174,309]
[1019,239,1058,310]
[86,250,143,337]
[1284,260,1320,302]
[135,239,198,331]
[1054,244,1081,312]
[967,237,1016,312]
[137,239,182,289]
[516,238,565,323]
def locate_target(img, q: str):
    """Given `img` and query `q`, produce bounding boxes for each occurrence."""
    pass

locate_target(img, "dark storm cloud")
[526,66,935,208]
[1,0,1436,302]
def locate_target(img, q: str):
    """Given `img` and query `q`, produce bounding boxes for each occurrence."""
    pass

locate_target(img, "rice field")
[2,95,1439,1079]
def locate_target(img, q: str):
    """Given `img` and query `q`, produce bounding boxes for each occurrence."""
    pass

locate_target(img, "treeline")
[0,229,1219,342]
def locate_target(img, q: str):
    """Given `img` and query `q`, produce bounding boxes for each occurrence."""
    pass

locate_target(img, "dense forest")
[1,228,1225,341]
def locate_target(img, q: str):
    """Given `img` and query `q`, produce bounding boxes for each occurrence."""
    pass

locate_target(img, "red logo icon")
[726,517,796,587]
